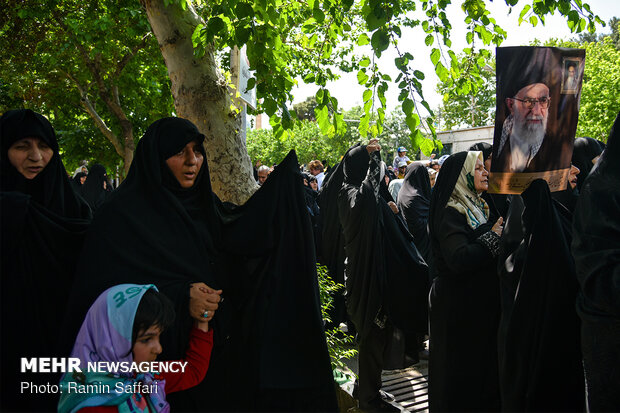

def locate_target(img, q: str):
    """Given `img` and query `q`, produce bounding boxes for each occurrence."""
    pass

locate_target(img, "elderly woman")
[63,117,336,411]
[1,109,91,411]
[428,151,503,412]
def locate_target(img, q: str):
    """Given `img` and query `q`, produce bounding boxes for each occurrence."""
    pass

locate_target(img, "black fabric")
[1,109,91,412]
[397,162,432,262]
[469,141,493,161]
[428,151,501,412]
[572,136,606,192]
[337,146,429,340]
[499,179,584,412]
[80,163,110,212]
[62,117,336,411]
[572,112,620,412]
[302,177,322,262]
[318,151,355,329]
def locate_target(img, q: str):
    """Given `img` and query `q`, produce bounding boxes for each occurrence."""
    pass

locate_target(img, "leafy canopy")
[188,0,603,154]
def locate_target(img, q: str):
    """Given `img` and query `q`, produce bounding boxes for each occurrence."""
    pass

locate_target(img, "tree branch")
[114,32,152,79]
[66,72,125,158]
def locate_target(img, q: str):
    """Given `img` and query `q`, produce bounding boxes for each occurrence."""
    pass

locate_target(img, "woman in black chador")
[62,117,337,412]
[397,162,432,263]
[572,136,605,192]
[80,163,110,212]
[572,112,620,412]
[336,139,428,412]
[428,151,503,412]
[1,109,91,411]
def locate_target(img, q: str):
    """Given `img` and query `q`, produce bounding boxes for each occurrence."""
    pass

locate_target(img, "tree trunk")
[143,0,258,204]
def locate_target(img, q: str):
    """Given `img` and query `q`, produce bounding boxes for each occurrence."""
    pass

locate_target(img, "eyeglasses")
[512,97,551,109]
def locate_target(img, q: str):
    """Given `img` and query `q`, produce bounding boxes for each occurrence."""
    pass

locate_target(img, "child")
[59,284,213,413]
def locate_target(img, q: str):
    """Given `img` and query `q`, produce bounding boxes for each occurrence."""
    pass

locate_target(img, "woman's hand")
[491,217,504,237]
[366,139,381,154]
[189,282,222,322]
[387,201,399,214]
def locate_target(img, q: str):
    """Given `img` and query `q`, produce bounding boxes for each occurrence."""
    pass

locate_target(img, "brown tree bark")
[143,0,258,204]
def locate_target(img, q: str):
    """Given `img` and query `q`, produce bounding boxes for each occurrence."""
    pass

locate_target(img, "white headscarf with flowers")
[446,151,490,229]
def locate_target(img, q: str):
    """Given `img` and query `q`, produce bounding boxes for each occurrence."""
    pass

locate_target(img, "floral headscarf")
[446,151,490,229]
[58,284,169,413]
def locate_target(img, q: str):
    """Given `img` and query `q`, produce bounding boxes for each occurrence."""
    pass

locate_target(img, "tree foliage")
[435,50,496,130]
[0,0,174,175]
[189,0,603,155]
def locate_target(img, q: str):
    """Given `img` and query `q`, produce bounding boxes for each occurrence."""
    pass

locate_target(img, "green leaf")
[402,98,414,115]
[435,62,449,82]
[316,89,325,104]
[357,70,369,85]
[357,33,371,46]
[425,34,434,46]
[529,15,538,27]
[359,56,371,67]
[371,29,390,53]
[406,113,420,130]
[263,98,278,116]
[519,4,531,22]
[245,77,256,92]
[235,3,254,19]
[430,48,440,66]
[466,31,473,44]
[359,114,370,137]
[363,89,373,102]
[316,104,331,134]
[413,70,425,80]
[313,8,325,23]
[420,136,435,155]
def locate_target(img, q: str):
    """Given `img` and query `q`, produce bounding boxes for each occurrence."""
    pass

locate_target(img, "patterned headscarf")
[59,284,169,413]
[446,151,490,229]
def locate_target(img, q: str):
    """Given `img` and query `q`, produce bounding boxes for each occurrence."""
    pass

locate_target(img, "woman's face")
[473,158,489,194]
[165,141,204,188]
[568,164,580,190]
[310,180,318,191]
[7,137,54,179]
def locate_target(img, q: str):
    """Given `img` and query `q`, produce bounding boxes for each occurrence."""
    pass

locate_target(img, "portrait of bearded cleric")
[488,46,585,194]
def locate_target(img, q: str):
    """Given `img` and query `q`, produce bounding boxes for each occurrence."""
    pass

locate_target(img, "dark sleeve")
[573,188,620,317]
[161,328,214,393]
[347,152,382,211]
[438,207,499,275]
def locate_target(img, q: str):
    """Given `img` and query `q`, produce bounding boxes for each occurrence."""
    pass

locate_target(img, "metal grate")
[381,363,429,412]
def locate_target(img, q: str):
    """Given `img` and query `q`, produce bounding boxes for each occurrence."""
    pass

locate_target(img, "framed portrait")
[561,57,582,94]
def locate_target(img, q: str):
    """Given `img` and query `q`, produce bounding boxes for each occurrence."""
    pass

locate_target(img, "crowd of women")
[1,107,619,412]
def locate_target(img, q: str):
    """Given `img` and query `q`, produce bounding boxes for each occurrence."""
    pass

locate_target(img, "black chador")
[572,112,620,412]
[498,180,584,412]
[1,109,91,411]
[397,162,432,263]
[62,117,337,412]
[335,144,428,409]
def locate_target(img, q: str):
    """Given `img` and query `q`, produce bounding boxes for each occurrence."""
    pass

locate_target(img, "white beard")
[513,114,547,144]
[508,114,548,172]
